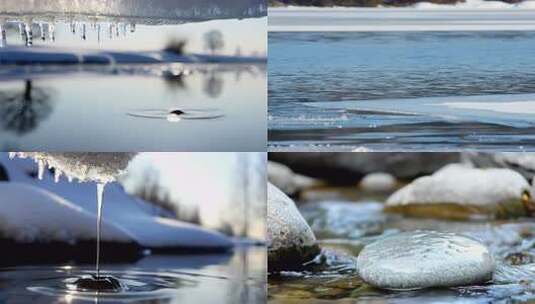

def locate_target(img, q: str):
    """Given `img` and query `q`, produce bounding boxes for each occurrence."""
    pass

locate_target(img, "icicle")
[71,22,76,34]
[24,23,33,47]
[54,169,61,183]
[8,152,16,159]
[0,23,6,48]
[67,175,73,183]
[108,23,113,40]
[97,23,101,44]
[82,23,87,40]
[39,22,45,41]
[115,23,120,37]
[19,22,25,43]
[129,23,136,33]
[48,23,55,42]
[95,183,106,279]
[37,159,45,180]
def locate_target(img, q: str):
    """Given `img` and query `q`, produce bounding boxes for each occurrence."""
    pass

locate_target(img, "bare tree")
[204,30,224,55]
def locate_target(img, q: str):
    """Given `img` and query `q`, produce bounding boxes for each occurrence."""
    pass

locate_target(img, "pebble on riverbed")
[385,164,532,220]
[358,172,397,193]
[268,183,320,271]
[357,231,495,290]
[268,161,321,196]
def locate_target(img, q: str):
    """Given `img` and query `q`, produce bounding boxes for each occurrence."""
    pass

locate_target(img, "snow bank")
[0,183,133,244]
[386,164,531,219]
[0,154,233,250]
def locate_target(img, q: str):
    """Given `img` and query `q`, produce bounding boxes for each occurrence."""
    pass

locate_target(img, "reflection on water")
[0,80,53,135]
[0,247,266,304]
[0,64,266,151]
[269,31,535,151]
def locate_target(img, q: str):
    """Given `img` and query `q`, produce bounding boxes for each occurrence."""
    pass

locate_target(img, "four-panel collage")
[2,0,535,303]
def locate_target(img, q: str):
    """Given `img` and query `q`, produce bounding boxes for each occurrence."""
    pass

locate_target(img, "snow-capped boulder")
[385,164,533,220]
[268,161,320,196]
[357,231,495,290]
[267,183,320,271]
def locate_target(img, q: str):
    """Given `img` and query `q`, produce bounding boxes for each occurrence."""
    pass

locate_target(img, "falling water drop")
[95,183,105,279]
[37,159,45,180]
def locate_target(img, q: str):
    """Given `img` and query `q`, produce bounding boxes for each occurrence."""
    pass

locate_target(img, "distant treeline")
[269,0,519,6]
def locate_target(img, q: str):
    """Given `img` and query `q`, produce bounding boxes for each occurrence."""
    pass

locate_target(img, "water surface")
[0,247,266,304]
[269,31,535,151]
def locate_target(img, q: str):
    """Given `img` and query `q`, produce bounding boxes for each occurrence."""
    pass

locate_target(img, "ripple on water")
[26,269,200,302]
[127,108,225,122]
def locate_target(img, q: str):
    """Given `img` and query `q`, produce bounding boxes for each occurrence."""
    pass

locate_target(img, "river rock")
[359,172,397,192]
[466,152,535,181]
[357,231,495,290]
[268,182,320,271]
[269,153,459,185]
[385,164,533,220]
[268,161,321,196]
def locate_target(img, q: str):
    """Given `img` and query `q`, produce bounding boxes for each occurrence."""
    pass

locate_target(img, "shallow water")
[268,187,535,303]
[268,31,535,151]
[0,64,266,151]
[0,247,266,304]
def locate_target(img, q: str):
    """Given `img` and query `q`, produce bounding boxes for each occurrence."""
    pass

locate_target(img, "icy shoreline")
[269,6,535,31]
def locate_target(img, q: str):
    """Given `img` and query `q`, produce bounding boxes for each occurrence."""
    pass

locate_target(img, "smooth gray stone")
[357,231,495,290]
[267,183,320,271]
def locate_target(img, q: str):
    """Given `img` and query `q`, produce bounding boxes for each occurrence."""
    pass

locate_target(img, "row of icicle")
[10,152,74,183]
[0,20,136,48]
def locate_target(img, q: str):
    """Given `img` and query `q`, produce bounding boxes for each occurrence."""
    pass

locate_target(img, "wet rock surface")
[357,231,495,290]
[267,183,320,271]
